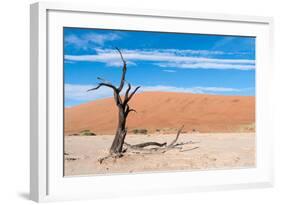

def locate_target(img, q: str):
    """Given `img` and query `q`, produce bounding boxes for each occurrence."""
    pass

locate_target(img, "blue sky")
[64,27,255,107]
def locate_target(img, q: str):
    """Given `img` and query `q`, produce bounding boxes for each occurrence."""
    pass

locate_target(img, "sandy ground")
[64,133,255,176]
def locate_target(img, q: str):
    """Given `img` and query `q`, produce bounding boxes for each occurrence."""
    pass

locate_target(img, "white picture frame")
[30,1,274,202]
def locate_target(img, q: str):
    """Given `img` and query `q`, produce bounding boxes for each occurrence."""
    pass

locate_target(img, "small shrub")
[139,129,148,134]
[132,128,148,135]
[80,130,96,136]
[132,129,138,134]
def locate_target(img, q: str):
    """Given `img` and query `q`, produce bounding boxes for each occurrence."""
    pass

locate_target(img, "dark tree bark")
[87,48,140,155]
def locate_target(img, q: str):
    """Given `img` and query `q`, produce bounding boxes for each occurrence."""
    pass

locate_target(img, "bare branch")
[87,82,122,106]
[116,47,126,64]
[124,142,166,148]
[115,48,127,91]
[97,77,113,85]
[174,141,199,147]
[125,109,136,117]
[180,147,199,152]
[124,86,141,104]
[167,125,184,148]
[128,109,136,113]
[87,83,117,92]
[124,83,131,101]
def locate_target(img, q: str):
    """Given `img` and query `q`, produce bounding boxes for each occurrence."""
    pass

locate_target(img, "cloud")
[65,83,243,104]
[64,48,255,70]
[65,84,113,102]
[140,48,247,56]
[104,60,136,67]
[64,33,121,49]
[156,62,255,70]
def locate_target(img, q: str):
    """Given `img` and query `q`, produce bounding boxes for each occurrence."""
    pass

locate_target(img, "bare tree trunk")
[110,107,127,154]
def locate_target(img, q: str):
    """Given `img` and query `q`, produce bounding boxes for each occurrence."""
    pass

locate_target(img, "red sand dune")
[64,92,255,135]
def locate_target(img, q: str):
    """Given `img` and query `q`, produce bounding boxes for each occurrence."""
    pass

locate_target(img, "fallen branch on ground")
[98,125,199,164]
[124,141,167,149]
[180,146,199,152]
[124,125,198,154]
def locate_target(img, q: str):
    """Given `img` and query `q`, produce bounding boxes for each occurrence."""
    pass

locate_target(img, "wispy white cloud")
[155,62,255,70]
[136,48,247,56]
[64,33,121,49]
[65,48,255,70]
[65,84,113,102]
[103,60,136,67]
[65,83,243,104]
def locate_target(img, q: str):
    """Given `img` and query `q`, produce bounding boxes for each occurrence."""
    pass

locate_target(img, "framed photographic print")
[30,2,274,202]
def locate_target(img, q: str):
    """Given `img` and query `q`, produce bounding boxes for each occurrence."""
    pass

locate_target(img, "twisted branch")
[87,83,117,92]
[116,47,127,92]
[124,86,141,104]
[124,83,131,101]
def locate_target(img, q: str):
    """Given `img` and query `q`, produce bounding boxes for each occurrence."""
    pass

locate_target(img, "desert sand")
[64,132,255,176]
[65,92,255,135]
[64,92,255,176]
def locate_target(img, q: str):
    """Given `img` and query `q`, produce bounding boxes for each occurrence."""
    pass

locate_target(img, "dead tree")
[88,48,140,155]
[88,48,198,163]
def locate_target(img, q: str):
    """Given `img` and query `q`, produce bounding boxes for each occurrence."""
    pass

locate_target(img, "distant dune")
[64,92,255,135]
